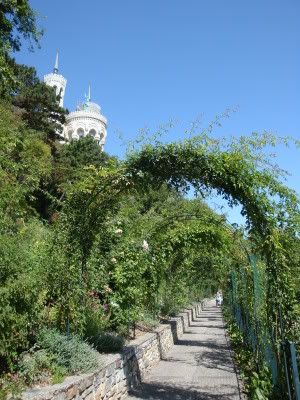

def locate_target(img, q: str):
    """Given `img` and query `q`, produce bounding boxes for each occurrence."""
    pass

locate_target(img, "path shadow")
[161,345,234,371]
[193,316,222,321]
[160,338,235,374]
[187,324,224,329]
[175,339,228,350]
[195,347,234,373]
[128,381,240,399]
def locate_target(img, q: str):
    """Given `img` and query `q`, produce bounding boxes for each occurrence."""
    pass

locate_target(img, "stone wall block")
[115,358,123,369]
[95,381,105,399]
[52,394,67,400]
[185,308,192,325]
[192,306,196,321]
[84,391,96,400]
[81,385,93,398]
[80,375,95,393]
[107,363,117,377]
[178,311,189,331]
[66,385,79,399]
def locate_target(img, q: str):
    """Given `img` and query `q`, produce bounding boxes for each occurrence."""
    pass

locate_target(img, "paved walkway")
[127,300,243,400]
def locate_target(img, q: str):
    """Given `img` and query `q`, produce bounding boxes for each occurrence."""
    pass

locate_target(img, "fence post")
[289,342,300,400]
[230,270,237,323]
[250,255,260,363]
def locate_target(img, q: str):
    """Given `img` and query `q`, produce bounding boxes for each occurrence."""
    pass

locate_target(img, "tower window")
[77,128,84,138]
[89,129,97,137]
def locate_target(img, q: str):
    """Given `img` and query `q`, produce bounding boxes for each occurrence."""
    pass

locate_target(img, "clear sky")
[16,0,300,223]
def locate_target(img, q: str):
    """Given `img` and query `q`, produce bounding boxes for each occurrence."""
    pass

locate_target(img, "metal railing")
[227,256,300,399]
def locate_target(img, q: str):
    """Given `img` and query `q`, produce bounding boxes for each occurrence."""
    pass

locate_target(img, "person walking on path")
[215,291,223,307]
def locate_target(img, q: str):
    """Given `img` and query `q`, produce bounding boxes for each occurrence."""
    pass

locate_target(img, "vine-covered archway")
[125,140,299,339]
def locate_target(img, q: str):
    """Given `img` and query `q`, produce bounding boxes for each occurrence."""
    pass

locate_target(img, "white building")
[44,53,107,149]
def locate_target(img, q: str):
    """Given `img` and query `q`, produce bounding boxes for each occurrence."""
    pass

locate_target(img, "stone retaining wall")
[22,301,205,400]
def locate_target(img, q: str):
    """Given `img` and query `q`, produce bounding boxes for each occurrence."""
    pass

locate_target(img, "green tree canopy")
[0,101,52,232]
[0,0,41,96]
[0,0,40,52]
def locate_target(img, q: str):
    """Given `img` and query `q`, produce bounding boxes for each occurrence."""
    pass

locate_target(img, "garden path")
[127,299,243,400]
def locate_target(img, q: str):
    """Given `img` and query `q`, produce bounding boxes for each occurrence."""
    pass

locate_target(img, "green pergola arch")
[125,141,299,337]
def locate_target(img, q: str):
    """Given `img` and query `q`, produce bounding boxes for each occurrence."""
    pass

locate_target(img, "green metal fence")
[227,256,300,399]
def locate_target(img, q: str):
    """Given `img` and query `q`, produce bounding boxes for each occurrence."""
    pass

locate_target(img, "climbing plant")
[124,135,300,343]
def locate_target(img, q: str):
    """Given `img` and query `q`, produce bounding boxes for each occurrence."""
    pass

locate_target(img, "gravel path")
[127,299,243,400]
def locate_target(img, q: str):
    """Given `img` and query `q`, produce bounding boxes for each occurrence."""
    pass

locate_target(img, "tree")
[0,2,66,141]
[0,0,40,52]
[7,57,39,94]
[0,60,66,143]
[0,0,41,96]
[0,101,52,232]
[13,78,66,142]
[58,136,114,171]
[31,136,115,221]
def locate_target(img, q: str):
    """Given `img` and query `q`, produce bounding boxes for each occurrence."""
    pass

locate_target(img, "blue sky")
[16,0,300,223]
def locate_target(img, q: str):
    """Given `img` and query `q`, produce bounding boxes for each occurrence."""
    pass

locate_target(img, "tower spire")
[54,51,59,73]
[88,83,91,102]
[44,50,67,107]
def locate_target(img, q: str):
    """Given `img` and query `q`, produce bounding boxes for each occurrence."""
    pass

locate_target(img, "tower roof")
[76,84,101,114]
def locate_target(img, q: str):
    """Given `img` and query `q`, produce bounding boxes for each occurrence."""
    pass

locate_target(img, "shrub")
[0,349,66,399]
[140,311,160,329]
[0,374,25,400]
[88,332,125,353]
[18,349,52,385]
[83,302,111,340]
[0,222,48,370]
[18,349,66,385]
[37,329,101,374]
[159,293,182,317]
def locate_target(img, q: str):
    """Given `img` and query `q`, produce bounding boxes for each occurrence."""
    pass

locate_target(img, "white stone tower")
[62,85,107,149]
[44,52,67,107]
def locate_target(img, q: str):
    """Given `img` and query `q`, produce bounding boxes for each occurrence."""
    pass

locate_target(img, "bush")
[37,329,101,374]
[83,302,111,340]
[0,222,48,370]
[0,374,25,400]
[18,349,52,385]
[0,349,66,399]
[88,332,125,353]
[140,311,160,329]
[18,349,66,385]
[159,294,182,317]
